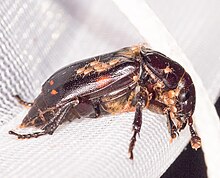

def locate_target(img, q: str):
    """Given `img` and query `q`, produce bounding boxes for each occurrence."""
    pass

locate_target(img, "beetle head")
[140,47,196,117]
[140,47,185,90]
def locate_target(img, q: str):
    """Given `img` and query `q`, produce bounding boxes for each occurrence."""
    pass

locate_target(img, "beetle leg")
[42,104,73,135]
[167,111,178,141]
[128,103,142,160]
[61,107,80,123]
[188,117,201,150]
[179,119,187,132]
[128,92,146,160]
[9,104,72,139]
[93,103,101,118]
[9,130,48,139]
[13,95,33,108]
[146,99,179,140]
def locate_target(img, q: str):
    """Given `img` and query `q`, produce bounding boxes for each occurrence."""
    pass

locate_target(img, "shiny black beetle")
[9,44,201,159]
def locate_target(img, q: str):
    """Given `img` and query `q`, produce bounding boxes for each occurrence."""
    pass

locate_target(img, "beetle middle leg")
[128,92,147,159]
[147,99,178,140]
[14,95,33,108]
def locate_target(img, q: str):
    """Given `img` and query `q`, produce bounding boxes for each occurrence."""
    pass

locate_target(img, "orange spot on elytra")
[49,80,54,86]
[96,76,111,88]
[51,89,58,95]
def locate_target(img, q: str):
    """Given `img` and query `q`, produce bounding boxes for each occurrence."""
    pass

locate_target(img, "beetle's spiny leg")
[128,92,145,160]
[13,95,33,108]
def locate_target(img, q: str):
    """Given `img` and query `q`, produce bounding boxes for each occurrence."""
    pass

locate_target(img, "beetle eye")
[178,89,190,102]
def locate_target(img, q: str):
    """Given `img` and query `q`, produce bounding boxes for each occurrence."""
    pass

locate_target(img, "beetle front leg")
[188,116,201,150]
[128,93,146,160]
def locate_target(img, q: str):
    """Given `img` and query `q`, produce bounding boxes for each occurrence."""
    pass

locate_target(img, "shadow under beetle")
[9,44,201,159]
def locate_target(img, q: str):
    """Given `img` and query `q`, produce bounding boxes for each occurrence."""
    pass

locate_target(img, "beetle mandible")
[9,44,201,159]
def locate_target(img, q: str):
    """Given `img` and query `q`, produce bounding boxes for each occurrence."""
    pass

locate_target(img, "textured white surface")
[0,0,219,178]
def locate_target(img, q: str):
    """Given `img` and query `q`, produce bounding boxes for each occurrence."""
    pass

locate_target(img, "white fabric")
[0,0,219,178]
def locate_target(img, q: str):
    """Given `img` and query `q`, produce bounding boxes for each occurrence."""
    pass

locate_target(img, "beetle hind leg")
[9,104,72,139]
[8,130,47,139]
[13,95,33,108]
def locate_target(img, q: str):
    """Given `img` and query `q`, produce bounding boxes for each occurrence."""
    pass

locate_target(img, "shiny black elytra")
[9,44,201,159]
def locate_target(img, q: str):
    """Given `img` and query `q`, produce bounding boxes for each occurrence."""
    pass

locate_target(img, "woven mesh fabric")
[0,0,219,178]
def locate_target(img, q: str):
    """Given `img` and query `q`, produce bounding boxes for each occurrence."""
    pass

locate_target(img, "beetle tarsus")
[9,130,46,139]
[188,116,201,150]
[13,95,33,108]
[128,132,137,160]
[128,93,145,159]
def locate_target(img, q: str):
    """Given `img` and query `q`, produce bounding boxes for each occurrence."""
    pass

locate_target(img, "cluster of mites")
[161,90,179,117]
[76,58,120,76]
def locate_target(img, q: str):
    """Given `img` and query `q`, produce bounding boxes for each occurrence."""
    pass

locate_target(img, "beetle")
[9,44,201,159]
